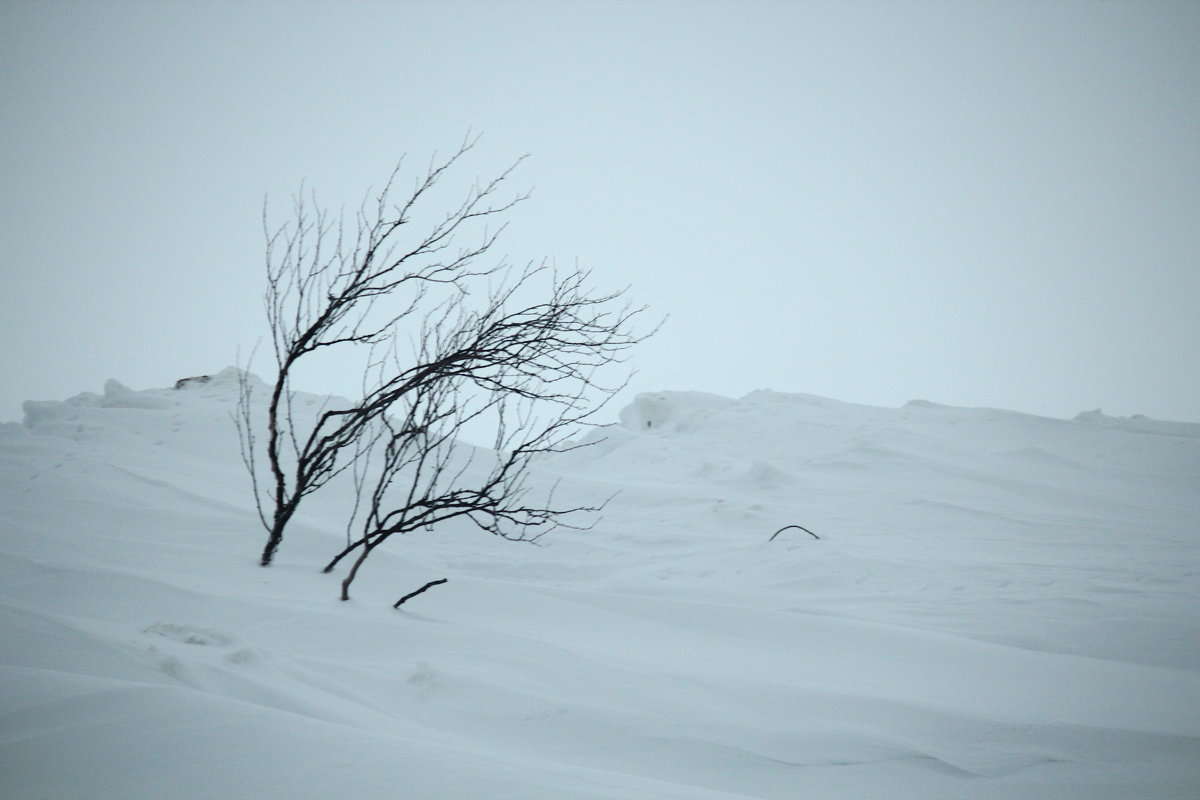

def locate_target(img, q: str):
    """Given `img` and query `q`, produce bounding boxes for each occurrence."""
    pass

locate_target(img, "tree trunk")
[340,544,375,600]
[260,503,297,566]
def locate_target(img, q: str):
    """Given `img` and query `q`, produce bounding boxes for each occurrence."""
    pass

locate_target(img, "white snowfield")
[1,367,1197,799]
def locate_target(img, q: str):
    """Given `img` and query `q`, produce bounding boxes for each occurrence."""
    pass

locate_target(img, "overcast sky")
[3,0,1198,426]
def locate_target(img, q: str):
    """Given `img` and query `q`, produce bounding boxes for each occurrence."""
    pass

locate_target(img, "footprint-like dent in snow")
[143,622,236,647]
[224,647,258,665]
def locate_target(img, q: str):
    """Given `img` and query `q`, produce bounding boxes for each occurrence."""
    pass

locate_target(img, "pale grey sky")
[3,0,1198,424]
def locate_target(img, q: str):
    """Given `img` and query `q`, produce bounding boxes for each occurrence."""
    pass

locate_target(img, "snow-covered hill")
[2,371,1198,799]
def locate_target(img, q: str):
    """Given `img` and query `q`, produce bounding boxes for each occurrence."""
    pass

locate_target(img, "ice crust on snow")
[2,375,1199,799]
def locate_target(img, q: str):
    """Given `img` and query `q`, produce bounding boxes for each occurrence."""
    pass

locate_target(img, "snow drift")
[1,373,1198,799]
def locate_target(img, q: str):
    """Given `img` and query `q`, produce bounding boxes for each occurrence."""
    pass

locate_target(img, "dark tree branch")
[769,524,820,542]
[393,578,448,608]
[235,136,653,607]
[238,137,537,566]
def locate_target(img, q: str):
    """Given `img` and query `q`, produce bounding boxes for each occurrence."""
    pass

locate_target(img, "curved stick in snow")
[393,578,449,608]
[768,524,820,542]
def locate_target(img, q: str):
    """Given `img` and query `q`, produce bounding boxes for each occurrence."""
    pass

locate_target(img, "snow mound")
[618,390,735,432]
[1074,407,1200,438]
[2,379,1199,799]
[21,366,255,426]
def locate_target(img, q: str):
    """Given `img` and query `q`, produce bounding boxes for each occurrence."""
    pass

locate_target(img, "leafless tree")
[319,265,643,602]
[235,136,649,588]
[235,134,525,566]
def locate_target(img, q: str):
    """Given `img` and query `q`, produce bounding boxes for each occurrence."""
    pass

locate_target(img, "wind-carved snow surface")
[1,373,1198,799]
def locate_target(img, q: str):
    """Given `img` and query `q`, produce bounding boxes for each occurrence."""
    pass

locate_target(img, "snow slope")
[2,370,1198,799]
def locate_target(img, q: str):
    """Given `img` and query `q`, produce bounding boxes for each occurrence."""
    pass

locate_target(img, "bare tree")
[236,136,649,586]
[236,134,527,566]
[319,265,643,602]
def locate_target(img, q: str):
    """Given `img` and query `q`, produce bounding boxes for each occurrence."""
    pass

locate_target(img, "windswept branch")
[324,266,644,601]
[394,578,448,608]
[238,135,534,566]
[235,136,653,608]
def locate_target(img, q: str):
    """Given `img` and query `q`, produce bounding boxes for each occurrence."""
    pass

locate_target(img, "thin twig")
[769,524,820,542]
[393,578,448,608]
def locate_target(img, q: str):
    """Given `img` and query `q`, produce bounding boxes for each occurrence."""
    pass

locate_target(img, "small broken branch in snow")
[393,578,448,608]
[769,524,820,542]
